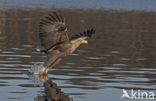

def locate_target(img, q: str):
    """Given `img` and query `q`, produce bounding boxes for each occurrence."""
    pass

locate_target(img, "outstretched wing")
[39,11,69,51]
[70,28,96,40]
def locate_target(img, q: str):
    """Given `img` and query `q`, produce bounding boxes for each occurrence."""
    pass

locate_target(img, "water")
[28,63,45,75]
[0,6,156,101]
[1,0,156,12]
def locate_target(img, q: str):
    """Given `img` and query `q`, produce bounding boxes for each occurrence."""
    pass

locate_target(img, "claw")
[40,68,49,74]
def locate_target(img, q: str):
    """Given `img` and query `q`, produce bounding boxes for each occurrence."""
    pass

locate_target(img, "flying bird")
[37,11,96,74]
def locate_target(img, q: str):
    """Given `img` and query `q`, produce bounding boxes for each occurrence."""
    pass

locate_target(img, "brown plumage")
[37,11,96,74]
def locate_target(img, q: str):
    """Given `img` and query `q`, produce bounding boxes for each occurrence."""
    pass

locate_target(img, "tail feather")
[36,46,47,53]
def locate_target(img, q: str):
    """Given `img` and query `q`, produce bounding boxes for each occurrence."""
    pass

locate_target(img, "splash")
[28,63,45,75]
[27,63,48,86]
[28,73,44,86]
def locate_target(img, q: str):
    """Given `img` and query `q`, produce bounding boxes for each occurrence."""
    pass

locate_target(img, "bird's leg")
[40,68,49,75]
[49,58,62,68]
[40,58,61,74]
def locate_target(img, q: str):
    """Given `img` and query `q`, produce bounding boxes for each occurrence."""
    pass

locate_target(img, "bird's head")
[81,39,88,44]
[70,28,96,45]
[71,37,88,45]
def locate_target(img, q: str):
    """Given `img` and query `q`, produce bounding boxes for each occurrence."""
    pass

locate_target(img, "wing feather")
[39,11,69,51]
[70,28,96,40]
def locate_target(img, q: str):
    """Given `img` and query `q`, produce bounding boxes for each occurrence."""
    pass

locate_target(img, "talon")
[40,75,48,81]
[40,68,49,74]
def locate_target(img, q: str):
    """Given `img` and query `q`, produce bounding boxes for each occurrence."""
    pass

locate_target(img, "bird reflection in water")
[28,74,72,101]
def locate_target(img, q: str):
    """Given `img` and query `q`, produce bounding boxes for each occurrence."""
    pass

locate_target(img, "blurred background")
[0,0,156,101]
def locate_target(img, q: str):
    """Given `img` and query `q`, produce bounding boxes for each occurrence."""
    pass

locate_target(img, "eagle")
[37,11,96,74]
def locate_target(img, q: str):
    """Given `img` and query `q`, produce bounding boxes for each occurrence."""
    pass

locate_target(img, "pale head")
[71,37,88,45]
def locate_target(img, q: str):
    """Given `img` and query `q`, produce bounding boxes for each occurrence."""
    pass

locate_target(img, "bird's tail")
[36,46,47,53]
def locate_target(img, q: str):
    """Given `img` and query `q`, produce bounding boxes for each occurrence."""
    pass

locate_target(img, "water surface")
[0,9,156,101]
[1,0,156,12]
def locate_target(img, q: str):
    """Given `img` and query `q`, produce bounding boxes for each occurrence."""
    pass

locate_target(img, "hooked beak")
[81,40,88,44]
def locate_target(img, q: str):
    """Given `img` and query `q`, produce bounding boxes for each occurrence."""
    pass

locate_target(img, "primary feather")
[39,11,69,52]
